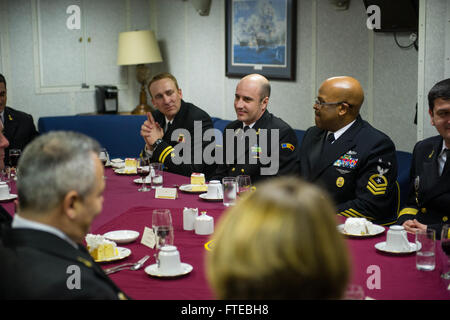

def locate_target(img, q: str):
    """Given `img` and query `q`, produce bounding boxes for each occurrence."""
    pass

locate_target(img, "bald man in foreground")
[299,76,399,224]
[211,74,299,183]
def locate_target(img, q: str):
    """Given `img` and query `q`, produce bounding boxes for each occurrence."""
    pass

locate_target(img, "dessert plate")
[0,194,17,202]
[144,263,193,278]
[114,168,136,175]
[103,230,140,244]
[199,193,223,201]
[133,177,151,184]
[95,247,131,263]
[374,241,421,254]
[179,184,208,193]
[337,224,385,237]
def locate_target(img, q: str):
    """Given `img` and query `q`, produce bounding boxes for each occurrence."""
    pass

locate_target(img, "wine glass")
[441,224,450,280]
[237,175,252,196]
[99,148,110,166]
[152,209,174,249]
[137,158,150,192]
[8,149,21,177]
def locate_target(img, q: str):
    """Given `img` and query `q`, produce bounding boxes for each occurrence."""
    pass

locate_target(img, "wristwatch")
[152,138,163,150]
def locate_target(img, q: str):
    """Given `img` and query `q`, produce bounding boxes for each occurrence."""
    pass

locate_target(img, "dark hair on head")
[0,73,6,87]
[148,72,179,98]
[428,78,450,111]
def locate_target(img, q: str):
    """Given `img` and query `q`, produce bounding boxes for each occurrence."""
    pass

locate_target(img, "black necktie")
[243,126,250,132]
[166,122,173,133]
[442,149,450,176]
[322,132,335,154]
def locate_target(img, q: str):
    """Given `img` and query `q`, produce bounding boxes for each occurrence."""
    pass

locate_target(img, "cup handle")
[154,253,160,268]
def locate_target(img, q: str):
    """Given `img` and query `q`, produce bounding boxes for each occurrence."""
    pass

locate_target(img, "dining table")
[3,166,450,301]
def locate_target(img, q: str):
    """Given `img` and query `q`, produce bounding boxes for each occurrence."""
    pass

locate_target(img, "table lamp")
[117,30,163,114]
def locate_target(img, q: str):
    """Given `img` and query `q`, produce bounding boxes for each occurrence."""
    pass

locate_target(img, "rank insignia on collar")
[367,174,388,195]
[281,143,295,151]
[8,114,12,121]
[428,150,434,159]
[77,256,92,268]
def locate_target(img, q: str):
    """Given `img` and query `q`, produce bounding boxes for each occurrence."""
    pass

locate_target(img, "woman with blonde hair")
[206,177,350,299]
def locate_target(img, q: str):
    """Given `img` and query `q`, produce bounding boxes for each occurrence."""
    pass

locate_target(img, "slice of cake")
[191,184,208,192]
[191,173,205,185]
[85,234,118,261]
[124,158,137,174]
[343,217,375,235]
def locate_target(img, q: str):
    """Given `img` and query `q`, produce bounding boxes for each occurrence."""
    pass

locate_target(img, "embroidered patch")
[281,143,295,151]
[367,174,388,195]
[334,153,358,169]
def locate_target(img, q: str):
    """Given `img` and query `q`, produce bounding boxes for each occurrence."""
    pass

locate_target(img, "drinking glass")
[150,163,163,189]
[237,175,252,196]
[8,149,21,177]
[415,229,436,271]
[222,177,237,207]
[441,224,450,280]
[152,209,174,249]
[99,148,110,166]
[137,158,150,192]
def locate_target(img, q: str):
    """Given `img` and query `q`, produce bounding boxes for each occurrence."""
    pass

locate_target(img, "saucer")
[199,193,223,201]
[94,247,131,262]
[133,177,151,184]
[0,193,17,202]
[103,230,140,244]
[337,224,385,237]
[374,241,421,254]
[144,262,193,278]
[179,184,208,193]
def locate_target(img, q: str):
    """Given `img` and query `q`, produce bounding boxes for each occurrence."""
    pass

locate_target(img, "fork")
[104,255,150,275]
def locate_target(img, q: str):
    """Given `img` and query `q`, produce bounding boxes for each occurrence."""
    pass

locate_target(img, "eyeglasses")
[314,99,345,107]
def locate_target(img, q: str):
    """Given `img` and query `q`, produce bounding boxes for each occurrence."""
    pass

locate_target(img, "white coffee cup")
[157,245,182,275]
[195,212,214,235]
[0,182,10,198]
[206,180,222,199]
[385,225,411,252]
[183,207,198,231]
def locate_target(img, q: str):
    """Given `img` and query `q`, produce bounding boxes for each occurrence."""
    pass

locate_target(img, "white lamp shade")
[117,30,163,65]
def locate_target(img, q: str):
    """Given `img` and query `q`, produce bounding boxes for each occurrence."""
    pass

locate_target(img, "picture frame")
[225,0,296,80]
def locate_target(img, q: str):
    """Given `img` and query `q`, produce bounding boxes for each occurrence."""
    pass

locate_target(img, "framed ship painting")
[225,0,296,80]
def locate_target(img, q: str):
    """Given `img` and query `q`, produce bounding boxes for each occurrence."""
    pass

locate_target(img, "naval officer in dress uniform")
[210,74,299,184]
[298,76,399,225]
[0,132,128,299]
[397,78,450,238]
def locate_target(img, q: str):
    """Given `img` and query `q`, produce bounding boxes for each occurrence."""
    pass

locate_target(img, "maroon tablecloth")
[4,167,450,300]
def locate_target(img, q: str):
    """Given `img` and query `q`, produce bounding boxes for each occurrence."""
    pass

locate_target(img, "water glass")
[222,177,237,207]
[237,175,252,196]
[152,209,174,249]
[415,229,436,271]
[150,163,163,189]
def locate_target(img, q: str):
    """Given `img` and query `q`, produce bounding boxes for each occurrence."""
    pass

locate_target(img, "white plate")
[114,168,136,175]
[337,224,385,237]
[179,184,208,193]
[95,247,131,262]
[103,230,140,244]
[374,241,421,254]
[0,194,17,202]
[199,193,223,201]
[144,263,193,278]
[133,177,151,184]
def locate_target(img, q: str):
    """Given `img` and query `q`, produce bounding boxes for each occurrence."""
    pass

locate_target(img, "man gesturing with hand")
[140,72,216,178]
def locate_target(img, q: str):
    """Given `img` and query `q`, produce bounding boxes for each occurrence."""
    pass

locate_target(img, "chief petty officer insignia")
[366,159,390,196]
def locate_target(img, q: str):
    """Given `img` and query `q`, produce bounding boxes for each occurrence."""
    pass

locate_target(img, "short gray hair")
[17,131,101,212]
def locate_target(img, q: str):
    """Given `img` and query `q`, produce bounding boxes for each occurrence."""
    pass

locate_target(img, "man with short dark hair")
[140,72,216,178]
[398,78,450,238]
[299,76,399,225]
[0,132,128,299]
[0,73,38,165]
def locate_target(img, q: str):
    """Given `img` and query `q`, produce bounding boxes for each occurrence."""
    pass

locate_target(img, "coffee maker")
[95,85,118,114]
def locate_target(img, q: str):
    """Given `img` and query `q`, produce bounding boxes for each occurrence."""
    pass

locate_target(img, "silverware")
[104,255,150,275]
